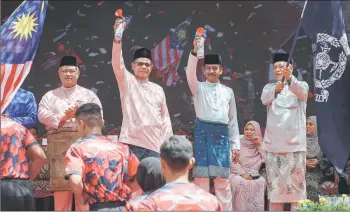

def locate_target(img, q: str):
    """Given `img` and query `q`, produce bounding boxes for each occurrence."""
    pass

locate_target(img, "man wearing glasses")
[185,37,240,210]
[111,19,172,161]
[38,56,102,211]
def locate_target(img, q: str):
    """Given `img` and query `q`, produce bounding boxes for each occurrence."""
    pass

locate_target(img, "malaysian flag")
[1,1,48,113]
[152,18,192,86]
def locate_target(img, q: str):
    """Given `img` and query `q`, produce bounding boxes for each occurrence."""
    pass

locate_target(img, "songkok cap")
[204,54,222,65]
[273,53,289,64]
[60,56,77,67]
[133,48,152,61]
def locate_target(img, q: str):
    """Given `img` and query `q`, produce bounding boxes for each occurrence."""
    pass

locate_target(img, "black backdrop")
[1,1,303,133]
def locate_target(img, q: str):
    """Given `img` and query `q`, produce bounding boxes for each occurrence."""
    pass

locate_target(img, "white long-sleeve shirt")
[261,75,309,153]
[186,53,240,150]
[111,42,173,153]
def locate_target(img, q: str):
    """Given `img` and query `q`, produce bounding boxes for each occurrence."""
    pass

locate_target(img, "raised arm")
[112,41,132,94]
[288,75,309,101]
[261,83,276,106]
[12,92,38,129]
[228,90,240,150]
[38,93,61,129]
[185,51,200,96]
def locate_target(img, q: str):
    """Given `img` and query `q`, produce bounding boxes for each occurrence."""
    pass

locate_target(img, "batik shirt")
[127,182,222,211]
[65,134,139,204]
[4,88,38,129]
[1,116,39,179]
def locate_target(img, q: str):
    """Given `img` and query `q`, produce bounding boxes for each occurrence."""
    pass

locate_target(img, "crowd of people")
[1,17,348,211]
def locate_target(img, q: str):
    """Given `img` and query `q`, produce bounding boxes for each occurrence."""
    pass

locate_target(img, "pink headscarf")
[232,121,265,175]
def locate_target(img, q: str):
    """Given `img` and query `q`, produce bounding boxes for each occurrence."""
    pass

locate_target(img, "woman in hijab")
[230,121,266,211]
[306,116,329,201]
[127,157,166,208]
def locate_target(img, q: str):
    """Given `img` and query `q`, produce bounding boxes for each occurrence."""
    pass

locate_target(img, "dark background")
[2,1,314,133]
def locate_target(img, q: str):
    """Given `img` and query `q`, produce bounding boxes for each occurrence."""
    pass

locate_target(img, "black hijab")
[136,157,166,192]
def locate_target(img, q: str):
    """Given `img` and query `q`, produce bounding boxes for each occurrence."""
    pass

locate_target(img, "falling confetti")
[96,81,105,84]
[88,52,99,57]
[247,12,255,21]
[217,32,224,38]
[216,2,220,10]
[144,36,149,40]
[234,32,238,35]
[145,13,151,19]
[254,4,262,9]
[53,32,67,43]
[97,1,104,6]
[99,48,107,54]
[125,1,133,7]
[84,4,91,8]
[204,25,216,32]
[229,21,234,26]
[158,11,165,14]
[237,4,242,7]
[145,0,150,3]
[77,9,86,17]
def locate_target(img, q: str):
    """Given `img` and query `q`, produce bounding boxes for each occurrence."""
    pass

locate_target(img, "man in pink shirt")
[127,135,222,211]
[111,18,173,160]
[38,56,102,211]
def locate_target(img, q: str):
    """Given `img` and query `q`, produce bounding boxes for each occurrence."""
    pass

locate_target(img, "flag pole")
[282,0,308,83]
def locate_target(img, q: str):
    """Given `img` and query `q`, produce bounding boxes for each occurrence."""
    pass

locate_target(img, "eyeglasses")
[60,69,78,74]
[134,61,152,68]
[205,65,220,71]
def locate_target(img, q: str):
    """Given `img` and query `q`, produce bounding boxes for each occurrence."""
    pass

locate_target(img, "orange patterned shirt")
[65,134,139,204]
[1,116,38,179]
[127,182,223,211]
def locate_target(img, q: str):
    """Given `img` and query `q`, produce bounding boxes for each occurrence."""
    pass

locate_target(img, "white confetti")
[96,81,104,84]
[92,65,98,68]
[86,48,90,52]
[247,12,255,20]
[254,4,262,9]
[204,25,216,32]
[100,61,105,63]
[144,36,149,40]
[145,0,150,3]
[229,21,234,26]
[99,48,107,54]
[174,113,181,117]
[238,4,242,7]
[216,2,220,10]
[223,76,232,80]
[107,61,111,64]
[217,32,224,38]
[77,9,86,17]
[84,4,91,8]
[44,84,51,87]
[89,52,99,57]
[234,32,238,35]
[272,29,278,32]
[145,13,151,19]
[262,32,267,36]
[28,85,34,89]
[53,31,67,43]
[90,87,98,94]
[91,36,98,40]
[170,28,175,33]
[125,1,133,7]
[208,44,212,51]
